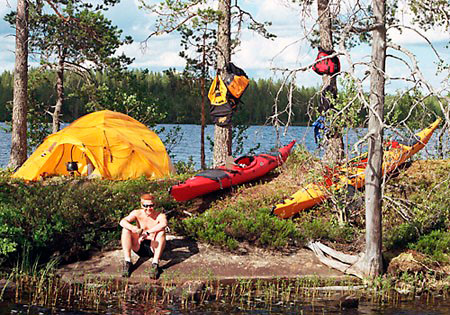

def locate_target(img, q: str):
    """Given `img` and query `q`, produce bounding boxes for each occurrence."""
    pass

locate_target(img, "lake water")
[1,293,449,314]
[0,122,447,169]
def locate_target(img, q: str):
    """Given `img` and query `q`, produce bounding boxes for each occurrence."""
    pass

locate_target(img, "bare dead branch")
[388,42,450,124]
[383,195,412,221]
[144,14,197,43]
[388,24,444,63]
[350,22,383,33]
[307,241,365,278]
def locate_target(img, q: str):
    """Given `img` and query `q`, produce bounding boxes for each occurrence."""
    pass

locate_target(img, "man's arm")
[146,213,168,234]
[120,211,143,235]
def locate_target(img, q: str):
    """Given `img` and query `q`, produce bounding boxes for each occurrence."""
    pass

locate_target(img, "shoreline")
[58,235,347,283]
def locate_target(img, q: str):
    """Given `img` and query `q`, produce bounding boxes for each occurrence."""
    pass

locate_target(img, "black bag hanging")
[209,63,249,126]
[210,101,233,127]
[222,63,250,100]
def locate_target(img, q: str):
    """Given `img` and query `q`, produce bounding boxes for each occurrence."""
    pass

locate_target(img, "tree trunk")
[9,0,28,169]
[200,26,207,169]
[318,0,344,164]
[213,0,232,167]
[361,0,386,277]
[200,76,206,169]
[53,50,65,133]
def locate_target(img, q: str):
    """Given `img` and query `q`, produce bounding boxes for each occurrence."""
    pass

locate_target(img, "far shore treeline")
[0,68,444,126]
[0,68,317,125]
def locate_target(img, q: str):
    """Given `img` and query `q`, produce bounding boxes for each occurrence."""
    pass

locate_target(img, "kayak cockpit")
[233,156,256,169]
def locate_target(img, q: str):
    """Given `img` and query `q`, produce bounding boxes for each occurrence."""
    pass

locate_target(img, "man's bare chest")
[135,212,158,229]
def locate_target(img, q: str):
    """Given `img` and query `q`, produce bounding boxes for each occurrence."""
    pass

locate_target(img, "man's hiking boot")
[149,263,159,280]
[122,261,133,278]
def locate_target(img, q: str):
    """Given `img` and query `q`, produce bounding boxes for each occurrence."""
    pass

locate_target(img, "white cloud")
[0,0,447,92]
[0,33,15,71]
[0,0,15,34]
[117,40,185,69]
[0,0,14,16]
[388,0,449,44]
[388,27,449,45]
[235,34,306,69]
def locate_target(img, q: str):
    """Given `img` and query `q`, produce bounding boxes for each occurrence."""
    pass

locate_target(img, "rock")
[237,246,248,255]
[387,251,428,276]
[0,278,17,296]
[338,295,359,309]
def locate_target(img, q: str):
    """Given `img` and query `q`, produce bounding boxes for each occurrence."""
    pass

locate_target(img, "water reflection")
[2,295,449,315]
[117,297,450,315]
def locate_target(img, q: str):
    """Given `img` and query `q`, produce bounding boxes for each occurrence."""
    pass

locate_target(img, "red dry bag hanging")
[312,47,340,76]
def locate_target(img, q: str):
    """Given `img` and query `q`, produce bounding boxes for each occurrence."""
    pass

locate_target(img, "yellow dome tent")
[13,110,175,181]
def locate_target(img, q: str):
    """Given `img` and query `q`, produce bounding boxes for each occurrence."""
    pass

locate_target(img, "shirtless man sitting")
[119,193,167,279]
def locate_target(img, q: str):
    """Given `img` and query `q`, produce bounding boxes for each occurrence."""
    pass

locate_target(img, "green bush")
[173,206,303,250]
[0,176,178,266]
[173,157,197,174]
[384,222,421,251]
[298,218,355,243]
[384,221,449,263]
[409,230,449,263]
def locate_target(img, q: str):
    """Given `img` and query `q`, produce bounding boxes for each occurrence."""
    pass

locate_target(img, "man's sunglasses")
[142,203,154,208]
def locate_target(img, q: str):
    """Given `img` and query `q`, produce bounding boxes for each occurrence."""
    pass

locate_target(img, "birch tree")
[178,12,217,169]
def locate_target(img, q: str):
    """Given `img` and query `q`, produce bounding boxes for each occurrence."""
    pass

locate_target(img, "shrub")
[298,218,355,243]
[409,230,449,263]
[0,176,179,266]
[173,156,197,174]
[173,206,303,250]
[384,222,421,251]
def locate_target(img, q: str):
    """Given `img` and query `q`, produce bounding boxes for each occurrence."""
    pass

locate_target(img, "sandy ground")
[59,235,346,283]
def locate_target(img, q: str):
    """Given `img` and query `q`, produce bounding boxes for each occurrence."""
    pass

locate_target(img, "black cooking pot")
[66,161,79,172]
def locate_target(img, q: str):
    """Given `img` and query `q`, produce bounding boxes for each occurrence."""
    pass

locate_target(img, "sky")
[0,0,449,93]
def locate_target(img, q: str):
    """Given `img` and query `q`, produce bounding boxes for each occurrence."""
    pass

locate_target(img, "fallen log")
[307,241,365,279]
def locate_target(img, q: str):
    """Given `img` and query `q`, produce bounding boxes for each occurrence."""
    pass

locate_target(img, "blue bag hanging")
[312,116,326,144]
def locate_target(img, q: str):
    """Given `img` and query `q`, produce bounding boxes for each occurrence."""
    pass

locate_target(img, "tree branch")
[388,24,444,63]
[44,0,70,23]
[144,13,197,43]
[388,42,450,124]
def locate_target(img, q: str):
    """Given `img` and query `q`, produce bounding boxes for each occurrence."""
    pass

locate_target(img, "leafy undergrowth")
[0,171,193,266]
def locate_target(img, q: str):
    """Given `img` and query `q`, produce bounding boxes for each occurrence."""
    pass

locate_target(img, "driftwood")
[307,241,367,279]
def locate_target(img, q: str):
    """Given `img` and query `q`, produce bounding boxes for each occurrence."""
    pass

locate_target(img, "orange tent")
[13,110,175,180]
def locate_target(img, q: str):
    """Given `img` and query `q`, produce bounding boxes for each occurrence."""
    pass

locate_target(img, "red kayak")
[170,140,296,201]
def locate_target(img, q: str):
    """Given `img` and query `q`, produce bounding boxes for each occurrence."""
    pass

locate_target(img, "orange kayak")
[273,119,441,219]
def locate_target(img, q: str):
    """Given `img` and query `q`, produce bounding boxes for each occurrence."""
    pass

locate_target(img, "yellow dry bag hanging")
[208,75,228,106]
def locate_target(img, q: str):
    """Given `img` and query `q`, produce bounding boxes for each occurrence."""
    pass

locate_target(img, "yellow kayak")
[273,118,442,219]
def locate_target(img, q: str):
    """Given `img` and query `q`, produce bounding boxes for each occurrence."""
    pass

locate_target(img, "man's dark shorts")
[133,240,154,258]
